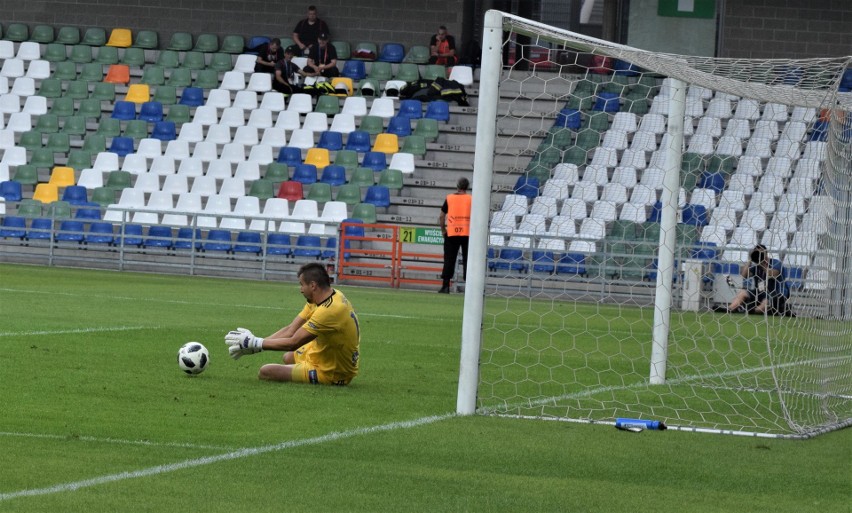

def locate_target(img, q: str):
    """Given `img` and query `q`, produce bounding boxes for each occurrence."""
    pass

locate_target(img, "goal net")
[457,10,852,438]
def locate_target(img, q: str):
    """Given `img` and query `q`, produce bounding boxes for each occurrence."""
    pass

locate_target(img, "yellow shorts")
[291,347,353,386]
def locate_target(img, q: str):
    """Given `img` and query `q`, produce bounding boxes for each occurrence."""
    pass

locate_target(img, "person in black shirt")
[293,5,331,56]
[727,244,784,314]
[273,46,306,94]
[254,38,285,73]
[304,33,339,78]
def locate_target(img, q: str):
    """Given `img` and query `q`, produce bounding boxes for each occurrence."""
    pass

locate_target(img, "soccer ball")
[178,342,209,375]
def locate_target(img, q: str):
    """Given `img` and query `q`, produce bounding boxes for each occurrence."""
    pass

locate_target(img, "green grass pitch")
[0,263,848,512]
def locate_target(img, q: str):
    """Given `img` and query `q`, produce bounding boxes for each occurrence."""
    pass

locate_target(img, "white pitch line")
[0,431,233,451]
[0,326,154,337]
[0,413,455,502]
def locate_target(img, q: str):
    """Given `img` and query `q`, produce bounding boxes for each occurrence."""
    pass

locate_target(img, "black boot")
[438,280,450,294]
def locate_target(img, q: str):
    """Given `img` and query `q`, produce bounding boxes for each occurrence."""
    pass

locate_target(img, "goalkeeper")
[225,263,361,385]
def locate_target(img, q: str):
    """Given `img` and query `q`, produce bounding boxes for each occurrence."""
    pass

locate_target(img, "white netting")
[469,11,852,437]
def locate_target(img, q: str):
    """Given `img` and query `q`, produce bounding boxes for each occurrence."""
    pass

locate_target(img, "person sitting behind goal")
[726,244,789,315]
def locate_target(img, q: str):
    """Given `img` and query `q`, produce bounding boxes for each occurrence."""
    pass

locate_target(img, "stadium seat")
[317,131,344,151]
[425,100,450,122]
[386,116,412,137]
[345,130,372,153]
[193,33,219,53]
[83,27,107,46]
[372,133,399,154]
[404,45,430,64]
[31,25,55,44]
[221,35,245,54]
[351,202,376,223]
[362,152,388,171]
[168,32,193,51]
[364,185,391,208]
[292,164,319,185]
[378,43,405,63]
[178,87,205,107]
[57,26,81,45]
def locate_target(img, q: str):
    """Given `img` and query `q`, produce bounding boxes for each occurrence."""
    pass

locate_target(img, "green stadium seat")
[181,51,206,70]
[57,27,81,45]
[78,98,104,119]
[193,69,220,89]
[165,104,191,124]
[248,179,275,200]
[352,42,377,61]
[120,47,146,66]
[334,150,360,170]
[335,183,363,205]
[66,149,93,170]
[5,23,28,42]
[141,65,166,85]
[19,130,44,151]
[306,182,333,203]
[91,81,116,101]
[123,119,149,139]
[45,132,71,153]
[34,114,60,133]
[95,45,120,64]
[29,148,56,170]
[349,167,375,188]
[400,135,426,156]
[315,95,341,115]
[105,170,132,190]
[166,67,192,87]
[69,45,93,63]
[62,115,88,136]
[193,33,218,53]
[38,78,63,98]
[359,115,384,135]
[403,45,430,64]
[82,28,107,46]
[413,118,439,142]
[378,168,404,190]
[44,43,69,63]
[264,162,290,182]
[133,30,158,49]
[156,49,180,68]
[13,165,40,186]
[90,187,116,206]
[332,40,351,60]
[50,97,75,118]
[208,52,234,72]
[17,199,44,218]
[82,134,107,153]
[221,35,245,54]
[152,84,177,105]
[351,202,376,223]
[80,62,105,82]
[394,62,420,83]
[367,61,392,81]
[31,25,55,43]
[167,32,193,51]
[422,65,447,81]
[96,117,122,137]
[65,80,90,100]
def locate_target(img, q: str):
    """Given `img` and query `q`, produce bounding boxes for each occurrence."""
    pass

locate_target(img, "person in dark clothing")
[429,26,459,66]
[438,177,471,293]
[727,244,786,314]
[254,38,284,73]
[293,5,331,56]
[273,46,306,94]
[304,33,339,78]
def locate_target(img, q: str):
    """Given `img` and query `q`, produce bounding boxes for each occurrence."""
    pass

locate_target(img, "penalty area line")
[0,326,156,337]
[0,413,455,502]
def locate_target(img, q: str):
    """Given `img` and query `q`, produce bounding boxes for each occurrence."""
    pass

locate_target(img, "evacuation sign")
[400,227,444,245]
[657,0,715,18]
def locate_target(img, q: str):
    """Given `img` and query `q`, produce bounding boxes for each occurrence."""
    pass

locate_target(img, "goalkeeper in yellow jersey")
[225,263,361,386]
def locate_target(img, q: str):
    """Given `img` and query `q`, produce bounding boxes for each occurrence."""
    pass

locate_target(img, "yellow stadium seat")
[304,148,331,169]
[331,77,354,96]
[372,133,399,154]
[125,84,150,104]
[33,183,59,204]
[48,166,76,187]
[106,28,133,48]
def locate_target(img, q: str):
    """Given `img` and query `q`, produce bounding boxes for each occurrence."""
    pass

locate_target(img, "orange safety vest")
[445,193,471,237]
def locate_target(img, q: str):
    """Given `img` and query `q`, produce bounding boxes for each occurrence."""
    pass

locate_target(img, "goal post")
[457,10,852,438]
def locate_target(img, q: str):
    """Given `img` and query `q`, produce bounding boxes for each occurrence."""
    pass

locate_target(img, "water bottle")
[615,418,667,431]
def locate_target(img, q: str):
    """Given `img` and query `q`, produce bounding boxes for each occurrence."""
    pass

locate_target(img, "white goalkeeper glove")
[224,328,264,360]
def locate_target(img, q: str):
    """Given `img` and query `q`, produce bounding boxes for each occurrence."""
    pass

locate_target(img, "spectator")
[304,33,340,78]
[726,244,789,315]
[438,177,471,293]
[254,38,285,73]
[293,5,331,56]
[273,46,306,94]
[429,25,459,66]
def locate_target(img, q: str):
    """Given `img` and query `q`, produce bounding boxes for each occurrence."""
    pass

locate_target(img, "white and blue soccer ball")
[178,342,209,375]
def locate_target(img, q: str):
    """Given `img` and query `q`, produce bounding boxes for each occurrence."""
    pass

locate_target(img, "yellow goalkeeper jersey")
[297,289,360,384]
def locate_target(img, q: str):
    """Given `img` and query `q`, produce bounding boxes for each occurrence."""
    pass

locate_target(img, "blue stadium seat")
[378,43,405,63]
[0,181,23,201]
[322,236,338,259]
[117,224,144,246]
[647,202,662,223]
[613,59,641,76]
[698,171,726,194]
[386,115,412,137]
[203,229,233,252]
[109,136,135,157]
[85,222,115,245]
[513,176,539,199]
[345,130,372,152]
[151,121,177,141]
[593,92,621,112]
[292,164,318,185]
[320,165,347,186]
[233,231,263,254]
[0,216,27,239]
[424,100,450,122]
[342,60,367,80]
[681,204,708,226]
[74,204,102,220]
[362,151,388,171]
[556,252,586,275]
[62,185,89,205]
[317,131,344,151]
[111,100,137,120]
[341,218,364,259]
[27,218,54,240]
[245,36,270,54]
[293,235,322,258]
[494,248,528,272]
[138,101,164,122]
[277,146,303,167]
[174,227,202,250]
[178,87,205,107]
[266,233,292,255]
[144,225,173,248]
[531,250,555,273]
[363,185,390,208]
[55,220,85,242]
[555,108,581,129]
[398,99,423,120]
